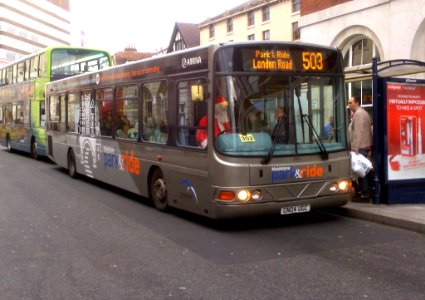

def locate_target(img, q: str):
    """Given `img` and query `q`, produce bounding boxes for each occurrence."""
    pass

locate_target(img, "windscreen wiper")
[302,114,329,161]
[261,119,285,165]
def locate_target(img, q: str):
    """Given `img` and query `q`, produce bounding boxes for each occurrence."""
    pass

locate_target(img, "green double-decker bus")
[0,46,112,158]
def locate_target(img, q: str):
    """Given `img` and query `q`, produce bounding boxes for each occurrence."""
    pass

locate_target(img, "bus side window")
[14,103,24,124]
[67,93,79,132]
[96,88,113,137]
[5,104,12,124]
[48,95,60,131]
[142,81,168,144]
[0,106,3,124]
[39,53,46,78]
[12,64,17,84]
[177,79,207,148]
[24,59,30,81]
[30,56,38,79]
[114,85,138,140]
[6,66,12,85]
[59,94,67,132]
[17,62,24,83]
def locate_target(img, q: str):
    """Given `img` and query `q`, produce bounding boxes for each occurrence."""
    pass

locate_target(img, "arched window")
[344,37,380,107]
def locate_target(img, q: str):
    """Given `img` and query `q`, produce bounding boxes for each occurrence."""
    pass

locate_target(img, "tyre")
[67,150,78,178]
[6,136,13,153]
[30,138,38,159]
[150,169,168,211]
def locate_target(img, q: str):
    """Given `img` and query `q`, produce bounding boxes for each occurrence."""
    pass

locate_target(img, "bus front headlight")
[338,180,349,191]
[237,190,251,202]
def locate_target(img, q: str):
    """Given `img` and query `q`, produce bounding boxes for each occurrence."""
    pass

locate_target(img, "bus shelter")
[345,58,425,204]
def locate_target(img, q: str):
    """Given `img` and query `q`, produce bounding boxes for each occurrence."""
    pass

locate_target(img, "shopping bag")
[351,151,373,179]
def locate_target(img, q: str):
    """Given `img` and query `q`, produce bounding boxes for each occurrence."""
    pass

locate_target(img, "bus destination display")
[250,49,325,72]
[215,45,339,73]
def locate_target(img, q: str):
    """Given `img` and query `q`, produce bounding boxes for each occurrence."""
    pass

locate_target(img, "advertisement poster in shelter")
[386,81,425,180]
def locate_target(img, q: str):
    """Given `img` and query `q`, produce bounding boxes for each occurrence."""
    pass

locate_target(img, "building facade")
[199,0,301,45]
[300,0,425,106]
[0,0,71,65]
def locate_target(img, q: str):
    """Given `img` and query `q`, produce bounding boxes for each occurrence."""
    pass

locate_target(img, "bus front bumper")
[209,194,350,219]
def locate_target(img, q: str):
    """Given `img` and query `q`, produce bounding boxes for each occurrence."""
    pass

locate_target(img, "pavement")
[329,200,425,234]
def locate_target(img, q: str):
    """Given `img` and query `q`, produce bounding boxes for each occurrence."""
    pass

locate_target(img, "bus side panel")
[3,127,31,153]
[49,132,71,168]
[162,149,210,216]
[55,135,148,196]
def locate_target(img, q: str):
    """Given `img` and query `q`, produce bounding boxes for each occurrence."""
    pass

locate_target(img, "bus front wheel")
[150,169,168,211]
[68,150,77,178]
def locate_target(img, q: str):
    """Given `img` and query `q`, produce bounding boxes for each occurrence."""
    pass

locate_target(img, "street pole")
[372,57,381,204]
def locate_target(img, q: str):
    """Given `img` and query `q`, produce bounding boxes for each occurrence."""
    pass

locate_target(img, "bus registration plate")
[281,204,311,215]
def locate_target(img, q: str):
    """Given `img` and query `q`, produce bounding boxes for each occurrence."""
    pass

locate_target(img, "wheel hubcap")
[153,178,167,203]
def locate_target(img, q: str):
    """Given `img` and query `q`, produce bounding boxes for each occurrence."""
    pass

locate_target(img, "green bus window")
[12,64,17,84]
[17,62,25,83]
[6,67,12,85]
[12,105,17,123]
[99,56,110,69]
[5,105,12,124]
[115,85,138,140]
[39,53,46,78]
[16,104,23,124]
[30,56,38,79]
[24,59,30,81]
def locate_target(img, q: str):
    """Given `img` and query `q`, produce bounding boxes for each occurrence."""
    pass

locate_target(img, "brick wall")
[301,0,352,16]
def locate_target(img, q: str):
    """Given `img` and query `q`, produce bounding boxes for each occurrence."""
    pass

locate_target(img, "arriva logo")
[103,150,140,175]
[182,56,202,69]
[271,164,323,183]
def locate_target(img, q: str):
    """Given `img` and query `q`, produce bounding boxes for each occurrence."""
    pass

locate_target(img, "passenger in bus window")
[143,117,155,140]
[128,121,138,139]
[121,115,131,134]
[100,111,113,136]
[247,109,267,132]
[115,115,131,138]
[323,116,334,142]
[271,106,289,143]
[196,96,231,148]
[154,119,168,143]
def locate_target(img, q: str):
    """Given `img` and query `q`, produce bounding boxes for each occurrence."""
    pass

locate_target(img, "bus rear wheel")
[30,138,37,159]
[68,150,77,178]
[150,169,168,211]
